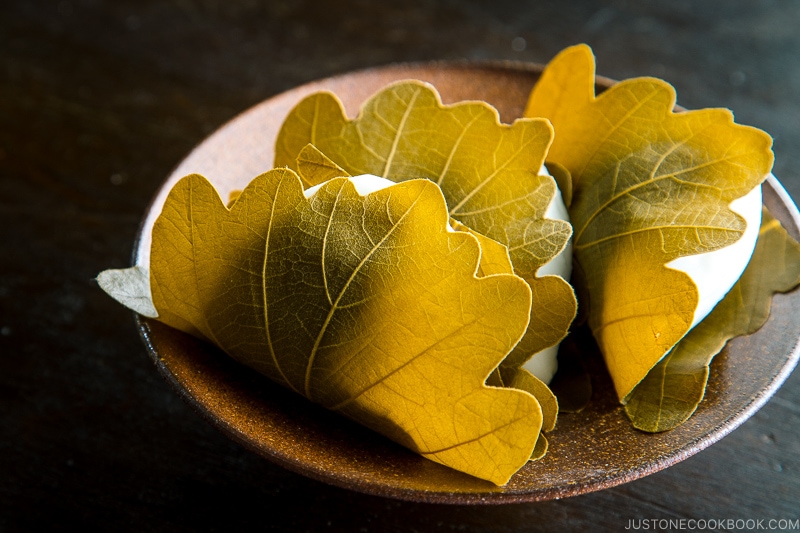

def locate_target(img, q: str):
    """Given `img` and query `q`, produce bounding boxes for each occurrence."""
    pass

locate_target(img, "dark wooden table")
[2,1,799,530]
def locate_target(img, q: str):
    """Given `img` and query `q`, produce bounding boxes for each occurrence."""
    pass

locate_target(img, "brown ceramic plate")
[133,62,800,504]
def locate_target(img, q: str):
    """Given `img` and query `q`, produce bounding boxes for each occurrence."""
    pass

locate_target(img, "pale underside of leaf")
[525,44,774,400]
[96,265,159,318]
[144,168,543,485]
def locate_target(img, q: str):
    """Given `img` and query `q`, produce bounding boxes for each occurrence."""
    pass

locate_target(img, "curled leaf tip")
[624,209,800,432]
[96,265,158,318]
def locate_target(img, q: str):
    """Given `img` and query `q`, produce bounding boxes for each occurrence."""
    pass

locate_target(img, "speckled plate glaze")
[133,62,800,504]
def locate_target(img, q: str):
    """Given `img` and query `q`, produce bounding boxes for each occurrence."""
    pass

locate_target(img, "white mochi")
[667,182,764,329]
[306,174,463,234]
[521,165,573,384]
[304,174,395,199]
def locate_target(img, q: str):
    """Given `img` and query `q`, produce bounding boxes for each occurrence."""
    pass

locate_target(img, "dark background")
[2,0,799,531]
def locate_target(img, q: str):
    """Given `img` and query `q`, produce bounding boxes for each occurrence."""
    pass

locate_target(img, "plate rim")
[131,60,800,504]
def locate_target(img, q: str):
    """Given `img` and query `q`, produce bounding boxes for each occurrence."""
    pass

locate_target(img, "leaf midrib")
[261,177,298,393]
[448,135,540,216]
[327,312,487,411]
[574,223,742,252]
[188,181,223,348]
[419,409,536,456]
[381,87,422,177]
[303,184,425,400]
[573,150,758,251]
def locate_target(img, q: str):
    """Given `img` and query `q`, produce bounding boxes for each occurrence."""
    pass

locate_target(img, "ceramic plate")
[133,62,800,504]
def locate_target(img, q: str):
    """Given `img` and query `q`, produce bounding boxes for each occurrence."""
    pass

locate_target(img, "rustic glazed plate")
[133,62,800,504]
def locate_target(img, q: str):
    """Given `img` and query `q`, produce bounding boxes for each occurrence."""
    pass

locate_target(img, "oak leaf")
[100,167,545,485]
[525,44,774,400]
[275,81,577,384]
[624,210,800,431]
